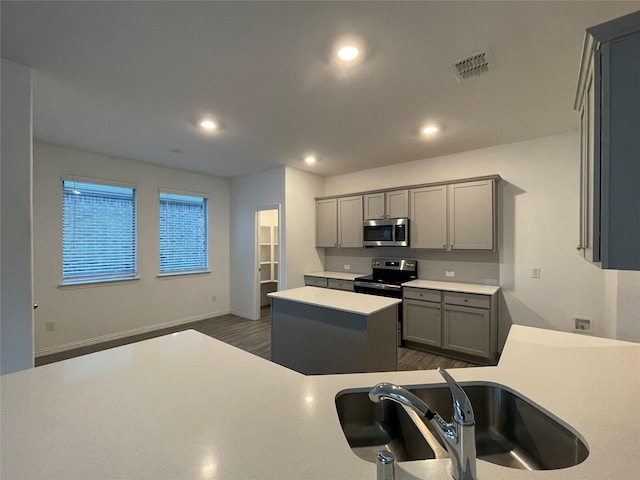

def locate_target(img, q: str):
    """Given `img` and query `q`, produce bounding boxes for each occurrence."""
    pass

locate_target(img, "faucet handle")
[437,367,475,425]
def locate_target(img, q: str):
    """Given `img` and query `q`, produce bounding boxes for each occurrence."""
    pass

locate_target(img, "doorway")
[255,207,280,321]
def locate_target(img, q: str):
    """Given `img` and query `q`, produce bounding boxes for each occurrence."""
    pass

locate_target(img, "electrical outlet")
[445,271,455,277]
[343,264,351,270]
[573,316,594,335]
[46,321,56,332]
[211,295,217,302]
[531,267,541,278]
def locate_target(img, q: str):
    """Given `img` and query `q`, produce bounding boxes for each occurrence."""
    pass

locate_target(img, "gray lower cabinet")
[304,276,328,288]
[402,287,498,364]
[327,278,354,291]
[304,275,354,291]
[403,299,441,347]
[443,304,491,358]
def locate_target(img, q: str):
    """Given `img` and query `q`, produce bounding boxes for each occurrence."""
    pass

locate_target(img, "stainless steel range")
[354,258,417,345]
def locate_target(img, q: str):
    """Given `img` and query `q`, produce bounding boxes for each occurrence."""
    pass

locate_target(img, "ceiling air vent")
[450,50,494,82]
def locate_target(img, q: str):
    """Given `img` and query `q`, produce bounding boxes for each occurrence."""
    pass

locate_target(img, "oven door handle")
[354,281,402,293]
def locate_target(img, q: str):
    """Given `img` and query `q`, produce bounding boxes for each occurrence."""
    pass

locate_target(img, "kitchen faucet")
[369,367,477,480]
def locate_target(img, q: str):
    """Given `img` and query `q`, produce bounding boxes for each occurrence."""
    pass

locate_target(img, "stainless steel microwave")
[363,218,409,247]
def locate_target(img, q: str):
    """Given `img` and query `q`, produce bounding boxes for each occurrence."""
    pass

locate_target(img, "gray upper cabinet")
[411,179,496,250]
[575,11,640,270]
[410,185,447,249]
[317,175,498,250]
[448,180,495,250]
[316,196,363,248]
[315,198,338,247]
[338,196,363,247]
[363,189,409,220]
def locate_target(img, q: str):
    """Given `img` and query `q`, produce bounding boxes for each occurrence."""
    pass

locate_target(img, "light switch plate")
[445,271,455,277]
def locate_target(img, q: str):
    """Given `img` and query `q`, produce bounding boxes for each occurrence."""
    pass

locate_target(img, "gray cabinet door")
[316,198,337,247]
[363,192,385,220]
[442,304,490,357]
[386,189,409,218]
[338,196,363,247]
[410,185,447,249]
[403,299,442,347]
[448,180,494,250]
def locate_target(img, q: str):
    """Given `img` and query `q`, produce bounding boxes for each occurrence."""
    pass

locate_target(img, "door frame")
[253,204,282,320]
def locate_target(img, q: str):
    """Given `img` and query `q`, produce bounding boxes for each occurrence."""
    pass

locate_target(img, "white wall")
[1,60,34,373]
[324,133,616,341]
[613,270,640,342]
[284,167,324,289]
[32,142,231,354]
[230,168,285,319]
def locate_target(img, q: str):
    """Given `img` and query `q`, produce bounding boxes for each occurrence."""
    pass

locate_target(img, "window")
[62,179,137,284]
[159,191,208,274]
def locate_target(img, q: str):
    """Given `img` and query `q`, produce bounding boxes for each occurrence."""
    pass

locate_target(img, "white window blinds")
[62,180,137,283]
[159,192,208,274]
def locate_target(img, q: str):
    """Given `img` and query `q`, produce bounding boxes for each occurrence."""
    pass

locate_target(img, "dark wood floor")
[36,307,474,370]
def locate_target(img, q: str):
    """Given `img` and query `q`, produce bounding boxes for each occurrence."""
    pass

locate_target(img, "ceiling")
[2,1,639,178]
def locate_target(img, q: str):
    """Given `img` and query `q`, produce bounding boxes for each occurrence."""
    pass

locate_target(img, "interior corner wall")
[1,59,34,374]
[284,167,324,289]
[230,167,285,320]
[324,132,611,341]
[32,142,231,355]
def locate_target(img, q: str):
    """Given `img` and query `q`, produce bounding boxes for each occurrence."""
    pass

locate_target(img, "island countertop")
[268,285,401,315]
[1,326,639,480]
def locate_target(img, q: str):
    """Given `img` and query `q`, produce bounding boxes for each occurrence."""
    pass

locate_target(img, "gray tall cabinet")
[575,11,640,270]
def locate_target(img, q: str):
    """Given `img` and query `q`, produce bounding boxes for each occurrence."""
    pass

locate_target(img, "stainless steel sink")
[335,382,589,470]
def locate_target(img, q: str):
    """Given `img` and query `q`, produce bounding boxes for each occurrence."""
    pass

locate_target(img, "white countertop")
[304,270,365,281]
[403,279,501,295]
[268,285,401,315]
[2,326,639,480]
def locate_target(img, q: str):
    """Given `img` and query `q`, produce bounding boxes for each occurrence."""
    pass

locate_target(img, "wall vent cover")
[450,50,494,82]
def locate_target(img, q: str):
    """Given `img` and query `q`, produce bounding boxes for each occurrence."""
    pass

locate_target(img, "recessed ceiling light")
[337,45,359,62]
[421,125,440,136]
[304,156,317,164]
[199,119,217,130]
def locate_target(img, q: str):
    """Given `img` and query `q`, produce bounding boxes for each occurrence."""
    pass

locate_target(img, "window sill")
[157,270,211,279]
[59,277,140,289]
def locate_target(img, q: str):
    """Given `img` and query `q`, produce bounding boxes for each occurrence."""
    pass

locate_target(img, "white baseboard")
[35,310,231,357]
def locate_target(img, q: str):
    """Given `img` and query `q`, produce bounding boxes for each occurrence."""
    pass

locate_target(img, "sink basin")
[335,382,589,470]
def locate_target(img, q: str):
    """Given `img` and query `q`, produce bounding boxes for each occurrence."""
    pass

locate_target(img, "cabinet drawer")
[444,292,490,309]
[328,278,354,291]
[403,287,441,303]
[304,276,328,288]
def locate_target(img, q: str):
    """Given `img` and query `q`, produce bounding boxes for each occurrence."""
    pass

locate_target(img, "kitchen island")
[269,286,401,374]
[1,326,639,480]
